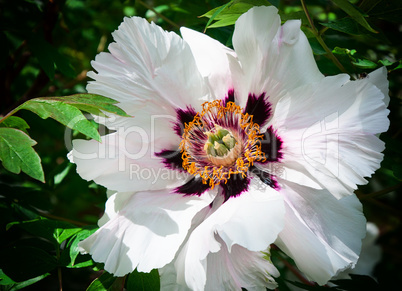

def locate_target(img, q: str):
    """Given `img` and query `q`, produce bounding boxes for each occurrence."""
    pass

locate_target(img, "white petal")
[367,66,390,106]
[180,27,235,99]
[79,189,217,276]
[161,227,279,291]
[232,6,323,107]
[204,242,278,291]
[162,242,279,291]
[275,180,366,285]
[97,191,132,227]
[160,261,192,291]
[87,16,208,119]
[273,74,389,198]
[335,222,381,279]
[216,182,284,252]
[175,183,284,290]
[70,132,188,192]
[92,102,181,150]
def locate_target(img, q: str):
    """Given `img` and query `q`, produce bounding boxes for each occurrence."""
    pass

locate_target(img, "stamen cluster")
[180,100,266,188]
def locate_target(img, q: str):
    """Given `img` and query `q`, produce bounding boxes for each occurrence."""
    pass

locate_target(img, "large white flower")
[69,5,389,290]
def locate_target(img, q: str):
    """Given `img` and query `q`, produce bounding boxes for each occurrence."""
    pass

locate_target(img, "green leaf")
[29,36,75,80]
[53,162,73,186]
[308,38,326,55]
[4,274,50,290]
[87,272,125,291]
[352,58,378,69]
[7,217,82,244]
[0,269,15,285]
[331,0,377,33]
[201,0,271,30]
[67,227,97,267]
[203,1,233,31]
[0,246,56,283]
[0,116,30,134]
[201,0,270,18]
[321,17,367,35]
[267,0,279,7]
[367,0,402,23]
[279,11,309,25]
[18,98,102,142]
[392,164,402,180]
[29,37,54,79]
[126,269,160,291]
[207,14,240,28]
[332,47,357,57]
[45,94,131,117]
[0,128,44,182]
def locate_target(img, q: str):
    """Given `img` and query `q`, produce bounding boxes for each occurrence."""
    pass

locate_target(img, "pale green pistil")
[204,128,237,157]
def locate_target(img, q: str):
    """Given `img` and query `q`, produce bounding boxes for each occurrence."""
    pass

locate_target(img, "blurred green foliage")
[0,0,401,290]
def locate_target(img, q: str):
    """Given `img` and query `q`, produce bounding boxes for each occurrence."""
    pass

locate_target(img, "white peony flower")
[68,6,389,290]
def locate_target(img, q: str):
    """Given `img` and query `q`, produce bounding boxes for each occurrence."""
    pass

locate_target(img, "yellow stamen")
[180,100,266,188]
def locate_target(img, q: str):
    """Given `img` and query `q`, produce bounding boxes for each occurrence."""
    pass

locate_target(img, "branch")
[301,0,347,74]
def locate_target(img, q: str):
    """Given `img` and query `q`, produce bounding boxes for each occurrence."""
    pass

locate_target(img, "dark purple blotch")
[174,106,197,136]
[259,126,283,163]
[155,149,185,172]
[223,89,235,105]
[249,165,279,190]
[175,177,211,196]
[220,173,250,201]
[243,93,271,127]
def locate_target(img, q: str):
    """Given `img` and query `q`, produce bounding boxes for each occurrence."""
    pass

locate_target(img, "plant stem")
[137,0,180,29]
[56,246,63,291]
[358,183,402,200]
[0,107,20,124]
[276,252,315,286]
[38,210,88,226]
[300,0,347,73]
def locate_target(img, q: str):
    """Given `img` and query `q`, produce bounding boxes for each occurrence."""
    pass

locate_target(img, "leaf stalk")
[301,0,347,73]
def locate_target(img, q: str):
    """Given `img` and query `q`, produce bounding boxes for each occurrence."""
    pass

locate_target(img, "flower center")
[180,100,266,188]
[203,125,241,167]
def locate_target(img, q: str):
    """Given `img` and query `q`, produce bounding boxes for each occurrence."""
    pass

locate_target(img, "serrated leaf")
[321,17,366,35]
[0,116,30,134]
[7,217,82,244]
[331,0,377,33]
[126,269,160,291]
[0,128,44,182]
[45,94,131,117]
[18,98,101,142]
